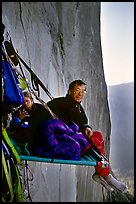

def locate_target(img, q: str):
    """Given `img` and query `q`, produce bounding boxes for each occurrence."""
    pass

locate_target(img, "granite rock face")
[2,2,111,202]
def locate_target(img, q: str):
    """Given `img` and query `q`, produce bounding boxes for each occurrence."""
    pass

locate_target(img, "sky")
[100,2,134,86]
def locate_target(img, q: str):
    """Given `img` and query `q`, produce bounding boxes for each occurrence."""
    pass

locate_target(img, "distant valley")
[107,82,134,195]
[108,82,134,173]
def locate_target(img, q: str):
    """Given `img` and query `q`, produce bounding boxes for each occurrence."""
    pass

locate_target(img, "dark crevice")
[76,2,79,9]
[18,2,31,67]
[59,33,65,59]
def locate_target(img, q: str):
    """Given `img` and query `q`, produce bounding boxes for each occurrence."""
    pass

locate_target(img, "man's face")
[69,83,86,103]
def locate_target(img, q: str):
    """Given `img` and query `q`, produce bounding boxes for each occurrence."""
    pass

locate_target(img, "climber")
[12,91,89,160]
[47,79,128,193]
[10,91,52,153]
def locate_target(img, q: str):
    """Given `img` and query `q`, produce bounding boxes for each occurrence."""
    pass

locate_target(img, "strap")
[2,149,14,202]
[2,124,21,165]
[3,39,57,120]
[11,68,57,120]
[88,139,109,162]
[4,39,54,100]
[16,52,54,100]
[14,165,24,202]
[31,90,57,119]
[2,138,24,202]
[2,145,24,202]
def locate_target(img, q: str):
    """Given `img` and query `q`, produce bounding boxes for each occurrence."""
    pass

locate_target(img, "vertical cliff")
[2,2,111,202]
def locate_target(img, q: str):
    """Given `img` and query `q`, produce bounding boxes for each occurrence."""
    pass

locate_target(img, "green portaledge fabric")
[19,153,98,166]
[10,136,101,166]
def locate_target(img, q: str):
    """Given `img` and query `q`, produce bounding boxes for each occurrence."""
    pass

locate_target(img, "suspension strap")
[16,52,54,100]
[31,89,57,119]
[11,67,57,120]
[4,39,54,100]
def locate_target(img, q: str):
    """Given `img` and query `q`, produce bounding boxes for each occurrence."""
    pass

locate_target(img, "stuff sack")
[2,50,24,106]
[84,131,105,155]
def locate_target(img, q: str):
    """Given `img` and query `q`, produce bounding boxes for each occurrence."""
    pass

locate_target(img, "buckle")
[101,158,109,168]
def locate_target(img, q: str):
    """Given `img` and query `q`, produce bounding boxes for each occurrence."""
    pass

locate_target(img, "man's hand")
[18,109,29,120]
[85,127,93,138]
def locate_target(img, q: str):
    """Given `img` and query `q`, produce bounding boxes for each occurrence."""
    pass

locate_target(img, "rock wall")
[2,2,111,202]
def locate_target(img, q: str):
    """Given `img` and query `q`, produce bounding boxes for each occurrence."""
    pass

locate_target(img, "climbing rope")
[21,160,33,202]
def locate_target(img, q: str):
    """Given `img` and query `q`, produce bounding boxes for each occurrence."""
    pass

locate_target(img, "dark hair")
[23,91,33,100]
[68,80,86,91]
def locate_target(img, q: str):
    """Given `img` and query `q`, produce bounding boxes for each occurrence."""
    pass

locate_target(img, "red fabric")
[84,131,110,177]
[95,164,110,177]
[90,131,105,155]
[84,131,104,154]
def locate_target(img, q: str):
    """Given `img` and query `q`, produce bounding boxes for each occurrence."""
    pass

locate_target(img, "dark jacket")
[25,103,52,135]
[47,94,92,134]
[12,103,52,146]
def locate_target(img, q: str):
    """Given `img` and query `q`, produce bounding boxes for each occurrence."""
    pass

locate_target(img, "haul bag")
[2,50,24,106]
